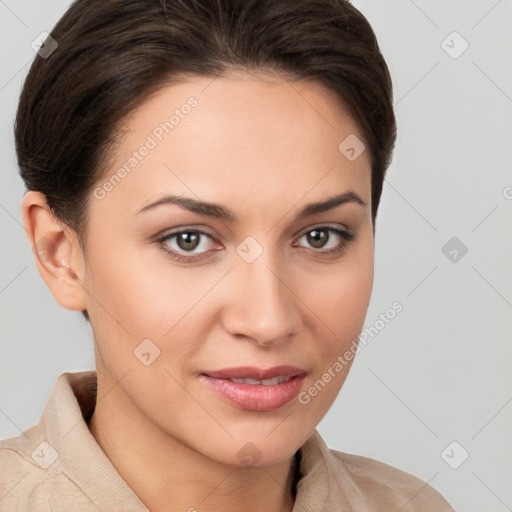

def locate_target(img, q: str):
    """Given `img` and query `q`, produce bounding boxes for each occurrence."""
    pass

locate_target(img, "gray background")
[1,1,511,510]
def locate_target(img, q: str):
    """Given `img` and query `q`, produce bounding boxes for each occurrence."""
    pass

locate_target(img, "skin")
[22,70,374,512]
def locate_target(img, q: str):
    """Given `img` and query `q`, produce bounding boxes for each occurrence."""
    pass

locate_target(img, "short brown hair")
[15,0,397,320]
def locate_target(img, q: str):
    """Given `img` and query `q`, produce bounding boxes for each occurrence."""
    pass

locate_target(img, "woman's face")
[82,71,374,466]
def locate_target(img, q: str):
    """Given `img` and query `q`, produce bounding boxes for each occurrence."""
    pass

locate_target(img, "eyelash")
[156,226,355,263]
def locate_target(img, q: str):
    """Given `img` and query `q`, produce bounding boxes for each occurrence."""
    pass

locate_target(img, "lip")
[201,365,307,380]
[199,365,307,411]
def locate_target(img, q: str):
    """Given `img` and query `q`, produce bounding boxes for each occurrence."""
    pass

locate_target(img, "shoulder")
[328,448,454,511]
[0,426,85,511]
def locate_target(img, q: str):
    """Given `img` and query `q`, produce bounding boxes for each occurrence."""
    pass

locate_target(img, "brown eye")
[175,231,201,251]
[305,229,329,249]
[159,229,217,259]
[296,226,354,253]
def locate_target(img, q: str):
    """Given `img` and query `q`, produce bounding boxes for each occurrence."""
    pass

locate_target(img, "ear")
[21,191,88,313]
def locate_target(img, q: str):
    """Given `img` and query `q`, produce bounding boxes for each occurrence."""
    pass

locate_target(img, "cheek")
[80,236,172,370]
[303,235,374,379]
[297,254,373,415]
[83,236,179,328]
[83,237,218,368]
[312,239,373,331]
[325,267,373,336]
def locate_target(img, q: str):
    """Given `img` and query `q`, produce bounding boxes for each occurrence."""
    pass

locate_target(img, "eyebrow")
[137,190,366,221]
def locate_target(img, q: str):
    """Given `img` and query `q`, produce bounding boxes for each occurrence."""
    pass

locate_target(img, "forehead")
[93,71,371,222]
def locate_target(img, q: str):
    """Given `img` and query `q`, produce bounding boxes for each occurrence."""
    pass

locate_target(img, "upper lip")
[202,365,307,380]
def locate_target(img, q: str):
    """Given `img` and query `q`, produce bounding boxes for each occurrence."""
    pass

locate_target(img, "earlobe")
[21,190,87,312]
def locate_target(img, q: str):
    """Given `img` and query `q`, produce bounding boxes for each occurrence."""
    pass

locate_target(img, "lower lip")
[199,374,306,411]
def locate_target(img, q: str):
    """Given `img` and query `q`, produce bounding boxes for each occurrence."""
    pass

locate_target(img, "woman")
[0,0,454,510]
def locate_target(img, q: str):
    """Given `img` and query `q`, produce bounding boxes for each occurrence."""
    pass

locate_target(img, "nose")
[222,253,301,347]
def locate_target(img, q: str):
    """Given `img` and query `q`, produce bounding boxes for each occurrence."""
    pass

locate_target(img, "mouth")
[199,365,308,411]
[201,364,307,381]
[225,375,294,385]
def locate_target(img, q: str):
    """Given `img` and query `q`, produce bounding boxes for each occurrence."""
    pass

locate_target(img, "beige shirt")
[0,371,454,511]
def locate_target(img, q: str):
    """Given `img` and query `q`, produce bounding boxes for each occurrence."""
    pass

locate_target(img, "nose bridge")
[225,244,299,345]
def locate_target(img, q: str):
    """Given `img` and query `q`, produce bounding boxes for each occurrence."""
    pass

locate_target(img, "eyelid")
[155,225,218,243]
[295,222,351,238]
